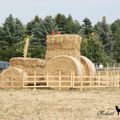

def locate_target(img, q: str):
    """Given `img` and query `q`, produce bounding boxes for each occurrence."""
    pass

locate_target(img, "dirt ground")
[0,88,120,120]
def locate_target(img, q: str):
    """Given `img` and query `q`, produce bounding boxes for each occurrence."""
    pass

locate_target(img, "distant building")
[0,61,10,72]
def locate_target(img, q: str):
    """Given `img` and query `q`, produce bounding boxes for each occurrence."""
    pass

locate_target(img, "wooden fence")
[0,67,120,91]
[22,69,120,91]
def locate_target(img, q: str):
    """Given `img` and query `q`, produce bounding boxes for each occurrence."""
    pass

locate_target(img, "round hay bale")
[80,55,96,76]
[45,55,85,88]
[0,67,27,88]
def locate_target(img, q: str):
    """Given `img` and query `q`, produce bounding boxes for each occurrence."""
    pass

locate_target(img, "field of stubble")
[0,88,120,120]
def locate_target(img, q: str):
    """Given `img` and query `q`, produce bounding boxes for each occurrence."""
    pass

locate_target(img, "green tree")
[26,15,42,35]
[55,13,67,33]
[65,15,80,34]
[81,33,113,65]
[65,15,74,34]
[27,15,58,58]
[0,14,25,61]
[111,19,120,62]
[81,18,93,38]
[43,16,58,33]
[72,20,81,34]
[94,16,113,56]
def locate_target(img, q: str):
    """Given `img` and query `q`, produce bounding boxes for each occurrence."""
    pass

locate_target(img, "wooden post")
[46,73,49,87]
[90,76,92,86]
[70,72,73,88]
[22,71,25,88]
[11,71,13,88]
[34,70,36,90]
[1,73,3,88]
[106,63,109,88]
[113,63,116,87]
[59,71,61,90]
[117,70,119,88]
[80,77,83,92]
[119,65,120,88]
[118,70,120,87]
[98,70,101,88]
[72,72,75,88]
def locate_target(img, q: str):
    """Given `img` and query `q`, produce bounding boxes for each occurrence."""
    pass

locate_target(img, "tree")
[65,15,80,34]
[43,16,58,36]
[111,19,120,62]
[94,16,113,56]
[55,13,67,33]
[26,15,42,35]
[0,14,26,61]
[81,18,93,38]
[65,15,74,34]
[26,15,58,58]
[81,33,113,65]
[72,20,81,34]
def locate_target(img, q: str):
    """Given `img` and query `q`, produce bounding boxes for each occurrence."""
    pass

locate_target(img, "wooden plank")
[73,86,106,88]
[59,71,61,90]
[22,71,25,88]
[34,70,36,90]
[72,72,75,88]
[24,86,48,88]
[46,73,49,87]
[11,71,13,88]
[70,72,73,87]
[23,80,46,83]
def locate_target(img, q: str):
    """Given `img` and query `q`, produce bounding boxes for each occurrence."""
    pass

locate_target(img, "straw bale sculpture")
[45,35,95,76]
[0,34,96,88]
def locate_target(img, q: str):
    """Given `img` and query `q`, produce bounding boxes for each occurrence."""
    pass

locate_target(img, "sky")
[0,0,120,25]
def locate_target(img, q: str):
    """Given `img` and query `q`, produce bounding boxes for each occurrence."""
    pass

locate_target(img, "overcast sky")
[0,0,120,25]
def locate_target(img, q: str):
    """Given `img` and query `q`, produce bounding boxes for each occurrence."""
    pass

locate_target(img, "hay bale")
[80,56,96,76]
[45,55,84,87]
[10,57,46,76]
[0,67,27,88]
[47,34,82,50]
[45,35,82,60]
[45,49,81,61]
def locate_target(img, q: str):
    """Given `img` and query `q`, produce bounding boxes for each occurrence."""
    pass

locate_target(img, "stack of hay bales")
[45,35,82,60]
[45,34,96,87]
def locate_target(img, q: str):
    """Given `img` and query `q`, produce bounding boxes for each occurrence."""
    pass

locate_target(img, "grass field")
[0,88,120,120]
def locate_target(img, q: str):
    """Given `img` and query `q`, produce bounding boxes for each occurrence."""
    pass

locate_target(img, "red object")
[52,30,55,35]
[58,32,60,35]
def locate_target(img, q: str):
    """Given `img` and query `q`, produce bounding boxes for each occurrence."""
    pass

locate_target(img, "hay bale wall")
[45,35,82,60]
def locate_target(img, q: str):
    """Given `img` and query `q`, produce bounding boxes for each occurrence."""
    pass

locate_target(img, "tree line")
[0,14,120,66]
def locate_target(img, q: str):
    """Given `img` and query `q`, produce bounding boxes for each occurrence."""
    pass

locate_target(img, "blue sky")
[0,0,120,25]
